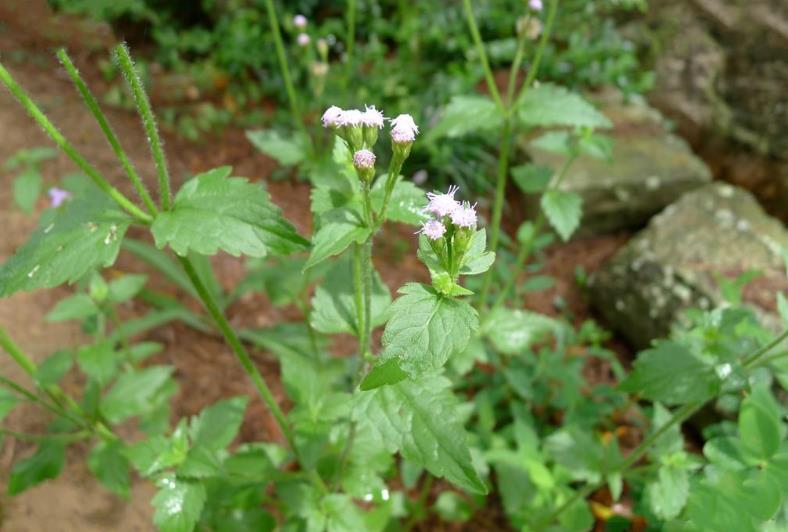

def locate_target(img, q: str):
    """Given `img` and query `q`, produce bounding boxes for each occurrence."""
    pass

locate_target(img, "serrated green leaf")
[77,341,118,385]
[544,427,609,483]
[311,256,391,335]
[13,168,42,213]
[512,164,553,194]
[101,366,174,423]
[190,396,248,451]
[380,283,478,376]
[45,293,98,322]
[483,307,562,355]
[8,440,65,495]
[152,166,308,258]
[222,444,274,481]
[541,190,582,241]
[152,475,206,532]
[88,440,130,498]
[370,178,428,225]
[428,95,503,139]
[304,209,370,270]
[107,273,148,303]
[354,375,487,494]
[620,341,718,405]
[35,350,73,387]
[0,195,131,297]
[646,461,689,520]
[246,129,307,167]
[517,84,612,129]
[321,493,368,532]
[531,131,572,156]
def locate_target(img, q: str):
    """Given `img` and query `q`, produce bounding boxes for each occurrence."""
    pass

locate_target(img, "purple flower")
[425,185,460,217]
[322,106,343,128]
[297,33,310,47]
[48,187,71,208]
[529,0,543,11]
[352,149,376,169]
[338,109,364,127]
[450,202,478,229]
[361,105,385,129]
[390,114,419,144]
[293,14,307,28]
[419,220,446,240]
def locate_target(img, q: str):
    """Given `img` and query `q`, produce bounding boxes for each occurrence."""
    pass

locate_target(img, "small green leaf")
[304,209,370,270]
[544,427,609,483]
[428,95,503,139]
[483,308,562,355]
[152,475,206,532]
[311,257,391,335]
[646,460,690,520]
[531,131,572,156]
[360,358,408,391]
[517,84,612,129]
[107,274,148,303]
[152,166,308,258]
[101,366,174,423]
[541,190,582,241]
[246,129,307,167]
[8,440,65,495]
[190,396,248,451]
[77,341,118,385]
[35,350,73,387]
[88,440,130,498]
[45,293,98,322]
[13,168,42,213]
[380,283,478,376]
[512,164,552,194]
[459,229,495,276]
[620,341,718,405]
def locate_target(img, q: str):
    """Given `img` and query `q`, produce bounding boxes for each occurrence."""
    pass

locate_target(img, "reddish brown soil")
[0,1,629,530]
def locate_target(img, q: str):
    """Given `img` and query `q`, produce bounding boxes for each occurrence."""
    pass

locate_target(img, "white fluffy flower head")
[297,33,310,47]
[361,105,385,128]
[353,149,376,169]
[529,0,543,10]
[322,106,343,128]
[425,185,460,217]
[338,108,364,127]
[390,114,419,144]
[450,202,478,229]
[419,220,446,241]
[293,14,307,28]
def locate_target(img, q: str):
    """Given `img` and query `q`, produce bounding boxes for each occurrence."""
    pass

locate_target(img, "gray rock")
[527,91,712,234]
[589,183,788,348]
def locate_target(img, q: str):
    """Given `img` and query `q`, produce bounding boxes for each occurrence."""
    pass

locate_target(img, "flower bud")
[317,38,329,60]
[419,219,447,241]
[516,16,542,39]
[293,14,307,29]
[311,62,328,77]
[450,202,478,230]
[361,105,385,147]
[390,114,419,161]
[339,109,364,150]
[353,149,376,182]
[297,33,310,47]
[528,0,543,11]
[322,105,343,128]
[425,185,460,218]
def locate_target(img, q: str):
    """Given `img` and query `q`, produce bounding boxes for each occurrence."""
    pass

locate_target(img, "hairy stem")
[114,43,172,210]
[461,0,504,111]
[0,62,151,223]
[57,49,158,215]
[262,0,303,128]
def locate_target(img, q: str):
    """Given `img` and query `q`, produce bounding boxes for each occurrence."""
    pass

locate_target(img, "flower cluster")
[419,186,478,241]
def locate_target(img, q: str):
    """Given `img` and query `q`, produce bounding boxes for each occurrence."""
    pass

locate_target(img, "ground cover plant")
[0,0,787,531]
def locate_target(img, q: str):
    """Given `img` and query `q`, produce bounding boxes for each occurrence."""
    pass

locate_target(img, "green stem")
[352,244,367,358]
[505,26,529,105]
[478,118,513,308]
[178,256,295,451]
[345,0,357,88]
[0,427,90,443]
[57,49,158,215]
[114,44,172,211]
[515,0,559,105]
[362,239,373,358]
[742,328,788,367]
[377,157,406,229]
[0,328,37,377]
[0,61,152,223]
[404,474,435,531]
[295,296,321,359]
[461,0,504,111]
[262,0,302,128]
[749,349,788,369]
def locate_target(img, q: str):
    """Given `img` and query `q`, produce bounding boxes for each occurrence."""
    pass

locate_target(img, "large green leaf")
[0,194,131,296]
[304,209,370,270]
[620,341,719,405]
[517,84,612,129]
[189,396,248,451]
[246,129,308,167]
[428,95,503,139]
[152,475,206,532]
[541,190,582,242]
[379,283,478,376]
[739,386,783,461]
[483,308,562,355]
[152,166,308,258]
[311,257,391,335]
[8,440,66,495]
[354,375,487,494]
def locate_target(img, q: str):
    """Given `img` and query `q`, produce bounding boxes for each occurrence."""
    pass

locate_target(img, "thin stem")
[178,256,295,451]
[749,349,788,369]
[461,0,504,111]
[377,156,407,229]
[742,328,788,367]
[403,474,435,531]
[353,243,367,357]
[505,26,529,105]
[0,61,152,223]
[113,44,172,210]
[478,119,513,308]
[345,0,357,87]
[515,0,559,104]
[362,239,373,358]
[295,296,321,359]
[0,427,90,443]
[262,0,303,128]
[57,49,158,215]
[0,327,37,376]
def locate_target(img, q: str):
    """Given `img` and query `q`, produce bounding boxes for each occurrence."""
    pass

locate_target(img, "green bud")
[345,125,364,152]
[363,126,379,148]
[89,273,108,303]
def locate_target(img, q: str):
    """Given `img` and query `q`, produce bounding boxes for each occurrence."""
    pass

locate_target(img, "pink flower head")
[293,14,307,28]
[352,149,376,169]
[390,114,419,144]
[338,108,364,127]
[322,106,343,128]
[48,187,71,208]
[425,185,460,217]
[529,0,543,10]
[450,202,478,229]
[361,105,385,129]
[297,33,310,47]
[419,220,446,240]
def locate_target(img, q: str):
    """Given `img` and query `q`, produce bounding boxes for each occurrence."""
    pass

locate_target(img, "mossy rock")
[589,183,788,348]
